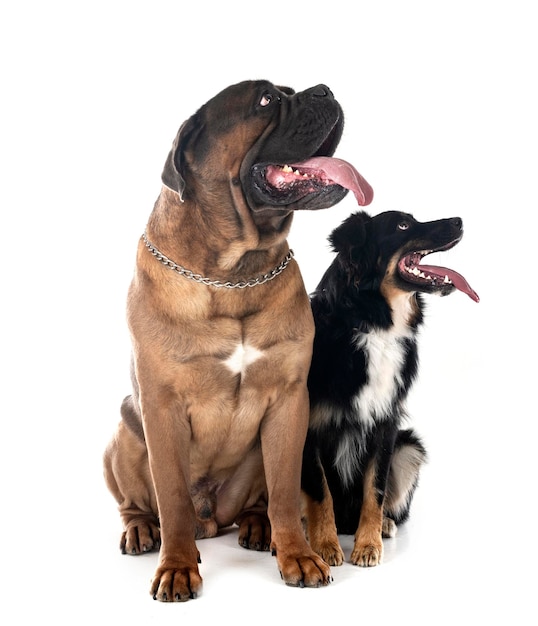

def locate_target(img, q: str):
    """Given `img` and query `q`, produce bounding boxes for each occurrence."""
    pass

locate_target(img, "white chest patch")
[352,330,406,425]
[224,342,264,376]
[352,296,415,426]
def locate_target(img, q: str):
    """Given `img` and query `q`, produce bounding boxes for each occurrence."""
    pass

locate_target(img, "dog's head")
[161,80,373,213]
[327,210,479,302]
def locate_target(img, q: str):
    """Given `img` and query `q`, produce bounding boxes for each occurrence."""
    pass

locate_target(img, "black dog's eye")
[259,92,279,107]
[398,221,410,231]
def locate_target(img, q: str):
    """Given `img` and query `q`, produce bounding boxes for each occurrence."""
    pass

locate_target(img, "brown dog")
[103,79,373,601]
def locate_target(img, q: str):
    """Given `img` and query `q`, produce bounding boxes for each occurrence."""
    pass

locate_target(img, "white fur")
[312,294,418,489]
[385,443,426,517]
[224,342,264,376]
[351,294,414,427]
[334,430,369,488]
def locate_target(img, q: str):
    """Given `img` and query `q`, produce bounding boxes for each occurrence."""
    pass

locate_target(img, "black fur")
[302,210,466,542]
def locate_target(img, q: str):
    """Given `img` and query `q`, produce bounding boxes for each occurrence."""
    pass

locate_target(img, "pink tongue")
[421,264,480,302]
[290,157,374,206]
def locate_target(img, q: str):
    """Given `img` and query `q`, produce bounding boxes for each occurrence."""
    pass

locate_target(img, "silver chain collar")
[142,232,294,289]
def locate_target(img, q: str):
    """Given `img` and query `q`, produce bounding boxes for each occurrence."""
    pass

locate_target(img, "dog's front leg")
[301,431,344,566]
[142,399,203,602]
[350,427,397,567]
[261,385,332,587]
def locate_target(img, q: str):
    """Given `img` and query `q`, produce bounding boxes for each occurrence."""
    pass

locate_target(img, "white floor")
[10,462,532,625]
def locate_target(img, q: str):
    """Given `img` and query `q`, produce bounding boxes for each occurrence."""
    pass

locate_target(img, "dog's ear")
[329,211,370,254]
[161,116,199,201]
[277,86,295,95]
[329,211,376,282]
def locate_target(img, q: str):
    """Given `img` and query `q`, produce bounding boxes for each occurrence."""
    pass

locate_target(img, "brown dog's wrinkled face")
[162,80,373,213]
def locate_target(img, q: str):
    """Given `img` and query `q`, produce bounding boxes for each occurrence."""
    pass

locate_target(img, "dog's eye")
[398,221,410,231]
[259,92,279,107]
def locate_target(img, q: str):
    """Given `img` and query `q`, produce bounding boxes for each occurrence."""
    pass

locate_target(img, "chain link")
[142,233,294,289]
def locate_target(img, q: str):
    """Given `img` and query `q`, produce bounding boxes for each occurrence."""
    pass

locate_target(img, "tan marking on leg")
[350,461,384,567]
[302,476,344,566]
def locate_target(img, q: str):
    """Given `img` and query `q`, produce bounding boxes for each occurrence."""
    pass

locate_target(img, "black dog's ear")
[277,85,295,95]
[329,211,370,254]
[161,116,199,201]
[329,211,377,284]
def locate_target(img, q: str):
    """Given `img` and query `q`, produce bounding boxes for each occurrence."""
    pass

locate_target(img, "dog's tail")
[384,429,427,526]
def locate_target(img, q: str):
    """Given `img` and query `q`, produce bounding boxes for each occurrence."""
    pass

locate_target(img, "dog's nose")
[451,217,463,230]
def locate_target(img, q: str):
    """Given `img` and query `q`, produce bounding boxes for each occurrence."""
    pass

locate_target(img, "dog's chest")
[223,342,264,376]
[351,300,415,425]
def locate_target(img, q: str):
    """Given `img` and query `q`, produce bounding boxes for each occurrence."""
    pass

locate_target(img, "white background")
[1,1,536,623]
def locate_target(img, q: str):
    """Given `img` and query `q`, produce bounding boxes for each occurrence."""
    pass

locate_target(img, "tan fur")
[349,461,384,566]
[103,89,332,600]
[302,478,344,566]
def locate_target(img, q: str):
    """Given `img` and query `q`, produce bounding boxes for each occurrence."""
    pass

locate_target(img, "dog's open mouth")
[250,157,374,209]
[398,242,480,302]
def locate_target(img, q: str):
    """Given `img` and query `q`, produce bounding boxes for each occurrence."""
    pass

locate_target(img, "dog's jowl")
[301,210,479,568]
[102,80,373,601]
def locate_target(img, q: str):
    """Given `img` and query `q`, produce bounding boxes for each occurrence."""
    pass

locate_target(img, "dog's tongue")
[421,263,480,302]
[290,157,374,206]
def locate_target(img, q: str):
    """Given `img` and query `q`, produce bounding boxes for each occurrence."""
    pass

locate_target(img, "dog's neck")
[388,291,420,334]
[141,232,295,289]
[145,186,293,281]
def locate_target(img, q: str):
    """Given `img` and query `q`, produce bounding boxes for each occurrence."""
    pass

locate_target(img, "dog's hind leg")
[383,428,427,527]
[103,418,161,555]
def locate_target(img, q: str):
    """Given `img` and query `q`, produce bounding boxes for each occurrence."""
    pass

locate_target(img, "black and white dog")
[301,210,479,567]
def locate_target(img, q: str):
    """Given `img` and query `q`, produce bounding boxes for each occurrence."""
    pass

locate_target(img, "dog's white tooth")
[444,275,451,284]
[419,272,427,279]
[282,165,293,172]
[412,268,421,276]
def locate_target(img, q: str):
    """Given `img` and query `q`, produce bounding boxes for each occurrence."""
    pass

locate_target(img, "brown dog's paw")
[312,539,345,567]
[277,551,332,588]
[350,541,383,567]
[237,513,271,551]
[150,563,203,602]
[120,519,161,555]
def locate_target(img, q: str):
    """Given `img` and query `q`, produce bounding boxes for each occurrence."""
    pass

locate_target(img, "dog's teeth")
[444,275,451,284]
[282,165,293,172]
